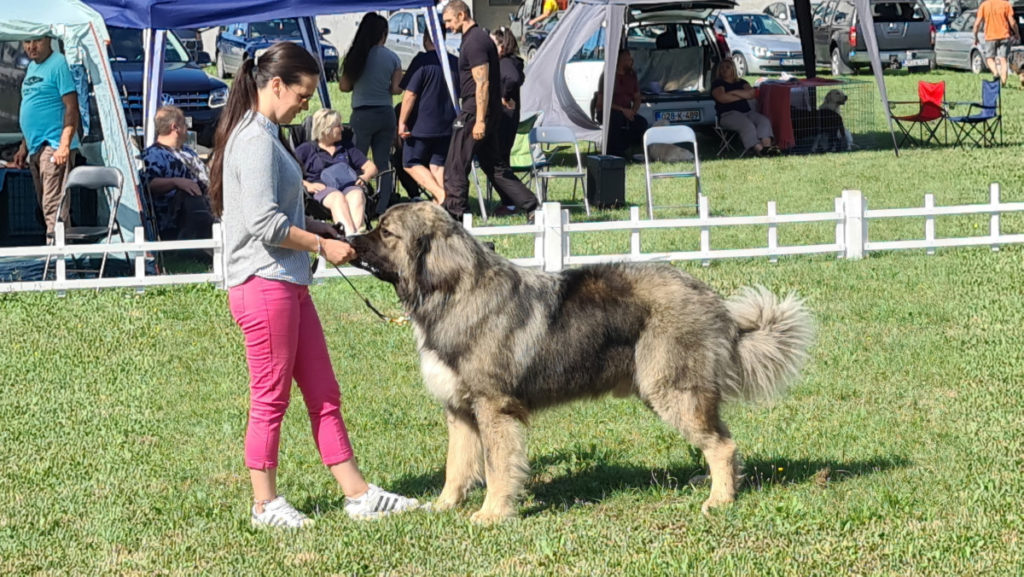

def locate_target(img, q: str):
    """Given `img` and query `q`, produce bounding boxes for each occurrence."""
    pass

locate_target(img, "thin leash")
[312,250,408,325]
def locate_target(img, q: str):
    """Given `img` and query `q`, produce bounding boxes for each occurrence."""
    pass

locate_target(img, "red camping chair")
[888,81,947,147]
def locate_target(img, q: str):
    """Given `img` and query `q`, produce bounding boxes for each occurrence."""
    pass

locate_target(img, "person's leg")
[32,145,73,235]
[369,107,396,212]
[403,136,446,202]
[984,41,999,77]
[747,111,774,147]
[719,111,761,153]
[405,164,446,201]
[442,117,474,220]
[606,109,629,157]
[174,193,215,240]
[321,190,358,234]
[228,277,301,509]
[342,186,367,233]
[626,114,650,151]
[477,131,539,213]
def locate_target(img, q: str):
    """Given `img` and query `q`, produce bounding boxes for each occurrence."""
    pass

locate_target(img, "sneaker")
[251,496,315,529]
[344,484,420,520]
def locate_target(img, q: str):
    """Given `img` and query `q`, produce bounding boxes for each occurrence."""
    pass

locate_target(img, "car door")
[389,12,417,69]
[946,12,976,68]
[224,24,246,74]
[813,0,837,63]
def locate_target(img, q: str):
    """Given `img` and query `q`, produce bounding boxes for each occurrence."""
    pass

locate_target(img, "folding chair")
[43,165,127,279]
[528,125,590,215]
[643,124,701,219]
[948,80,1001,147]
[713,116,741,157]
[888,81,947,147]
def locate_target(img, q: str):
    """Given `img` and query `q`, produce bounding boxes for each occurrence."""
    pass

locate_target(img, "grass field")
[3,68,1024,575]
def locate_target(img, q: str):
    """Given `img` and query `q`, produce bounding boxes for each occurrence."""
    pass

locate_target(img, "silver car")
[713,11,805,76]
[934,9,984,72]
[385,9,461,71]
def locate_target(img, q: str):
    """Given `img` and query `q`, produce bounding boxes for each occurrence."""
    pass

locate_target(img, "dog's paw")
[469,508,515,524]
[700,494,735,516]
[433,494,462,511]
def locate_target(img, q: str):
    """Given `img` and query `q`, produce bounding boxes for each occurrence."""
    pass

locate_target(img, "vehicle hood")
[246,37,337,55]
[110,62,228,93]
[732,34,803,50]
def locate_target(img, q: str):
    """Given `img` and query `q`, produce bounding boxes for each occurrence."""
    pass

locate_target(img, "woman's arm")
[338,72,353,93]
[357,159,378,184]
[389,67,403,95]
[281,223,355,265]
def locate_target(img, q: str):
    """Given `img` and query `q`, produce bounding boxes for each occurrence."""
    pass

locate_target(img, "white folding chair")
[43,165,127,279]
[529,125,590,216]
[643,124,701,219]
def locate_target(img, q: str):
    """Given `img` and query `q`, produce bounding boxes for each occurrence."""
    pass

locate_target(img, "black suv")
[108,26,228,146]
[812,0,936,74]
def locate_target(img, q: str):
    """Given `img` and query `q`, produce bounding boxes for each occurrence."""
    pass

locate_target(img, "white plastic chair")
[528,125,590,216]
[43,165,127,279]
[643,124,701,219]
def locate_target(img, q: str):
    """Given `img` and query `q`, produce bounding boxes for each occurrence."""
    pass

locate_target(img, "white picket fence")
[1,183,1022,294]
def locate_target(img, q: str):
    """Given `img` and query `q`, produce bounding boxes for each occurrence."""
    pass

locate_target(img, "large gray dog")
[348,202,813,523]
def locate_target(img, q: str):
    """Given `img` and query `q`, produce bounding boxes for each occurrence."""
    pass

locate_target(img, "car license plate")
[655,109,701,123]
[903,58,929,67]
[780,58,802,66]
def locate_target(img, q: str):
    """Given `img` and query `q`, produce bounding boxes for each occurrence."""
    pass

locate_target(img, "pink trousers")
[228,276,354,470]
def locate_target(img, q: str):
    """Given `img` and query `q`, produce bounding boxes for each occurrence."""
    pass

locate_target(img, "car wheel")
[217,52,231,79]
[970,50,984,74]
[831,46,852,76]
[527,47,537,62]
[733,53,749,77]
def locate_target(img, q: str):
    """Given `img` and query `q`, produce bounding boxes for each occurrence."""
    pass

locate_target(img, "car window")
[570,27,605,62]
[250,19,302,38]
[724,14,789,35]
[399,13,414,35]
[108,26,190,63]
[872,2,928,22]
[833,1,855,25]
[416,15,426,34]
[815,0,836,25]
[389,15,403,35]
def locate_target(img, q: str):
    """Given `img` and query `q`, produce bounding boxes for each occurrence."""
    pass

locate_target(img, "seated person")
[528,0,559,27]
[141,105,216,243]
[594,49,649,158]
[295,109,376,235]
[711,58,780,157]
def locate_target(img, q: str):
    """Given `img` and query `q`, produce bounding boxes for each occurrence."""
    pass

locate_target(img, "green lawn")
[3,68,1024,575]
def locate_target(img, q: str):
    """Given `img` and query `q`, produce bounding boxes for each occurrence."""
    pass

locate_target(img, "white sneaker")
[251,496,315,529]
[344,484,421,520]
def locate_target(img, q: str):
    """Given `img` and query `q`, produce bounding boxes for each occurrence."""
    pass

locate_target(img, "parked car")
[108,26,227,147]
[172,28,203,62]
[215,19,339,80]
[564,1,733,128]
[713,11,804,76]
[812,0,936,74]
[0,41,27,140]
[385,10,462,71]
[763,1,801,35]
[935,6,1024,73]
[522,12,561,61]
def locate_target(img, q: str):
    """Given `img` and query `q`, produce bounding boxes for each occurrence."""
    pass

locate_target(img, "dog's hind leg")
[643,386,738,515]
[469,396,529,523]
[435,408,484,511]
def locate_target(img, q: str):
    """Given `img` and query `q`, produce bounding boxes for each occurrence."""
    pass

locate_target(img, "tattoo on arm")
[472,63,489,122]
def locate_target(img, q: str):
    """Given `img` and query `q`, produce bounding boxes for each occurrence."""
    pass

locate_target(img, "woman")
[594,49,648,159]
[295,108,376,235]
[339,13,402,205]
[208,42,420,528]
[490,27,526,215]
[711,58,780,157]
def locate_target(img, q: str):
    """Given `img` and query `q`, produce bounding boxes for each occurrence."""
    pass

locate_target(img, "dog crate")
[0,168,100,246]
[785,78,879,152]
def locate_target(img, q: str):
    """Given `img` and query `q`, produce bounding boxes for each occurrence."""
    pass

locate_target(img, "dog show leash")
[311,237,409,326]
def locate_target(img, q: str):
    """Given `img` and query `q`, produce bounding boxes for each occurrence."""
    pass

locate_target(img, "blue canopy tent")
[83,0,454,146]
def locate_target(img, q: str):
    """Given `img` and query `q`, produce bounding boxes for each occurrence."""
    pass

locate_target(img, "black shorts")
[402,135,451,168]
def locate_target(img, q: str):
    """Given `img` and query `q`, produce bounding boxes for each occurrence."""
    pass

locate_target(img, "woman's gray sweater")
[222,111,311,288]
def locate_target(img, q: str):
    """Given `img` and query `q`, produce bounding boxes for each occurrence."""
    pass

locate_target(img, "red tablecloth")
[757,79,844,151]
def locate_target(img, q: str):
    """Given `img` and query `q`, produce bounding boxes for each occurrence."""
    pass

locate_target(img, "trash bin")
[585,155,625,209]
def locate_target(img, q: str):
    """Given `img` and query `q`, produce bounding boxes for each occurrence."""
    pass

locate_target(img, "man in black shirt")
[442,0,539,221]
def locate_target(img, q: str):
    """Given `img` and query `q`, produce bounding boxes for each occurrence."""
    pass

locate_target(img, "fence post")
[214,223,226,289]
[841,189,865,259]
[990,182,1000,252]
[542,202,563,272]
[767,201,778,264]
[134,226,146,292]
[629,206,641,259]
[924,194,935,256]
[699,194,710,267]
[834,196,844,259]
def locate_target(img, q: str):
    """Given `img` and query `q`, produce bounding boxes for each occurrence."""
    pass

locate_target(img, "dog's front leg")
[435,408,483,510]
[470,397,528,524]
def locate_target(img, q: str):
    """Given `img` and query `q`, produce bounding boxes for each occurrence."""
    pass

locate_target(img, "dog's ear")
[413,225,474,296]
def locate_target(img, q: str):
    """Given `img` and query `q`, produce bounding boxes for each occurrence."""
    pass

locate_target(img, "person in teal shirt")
[11,37,80,237]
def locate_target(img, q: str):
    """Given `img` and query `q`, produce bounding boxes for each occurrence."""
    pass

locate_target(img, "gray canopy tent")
[521,0,898,155]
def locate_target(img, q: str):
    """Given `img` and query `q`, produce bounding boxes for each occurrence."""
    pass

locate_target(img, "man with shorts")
[974,0,1020,86]
[442,0,539,221]
[398,28,459,204]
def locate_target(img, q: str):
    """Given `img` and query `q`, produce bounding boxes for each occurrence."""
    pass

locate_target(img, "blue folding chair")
[948,80,1001,147]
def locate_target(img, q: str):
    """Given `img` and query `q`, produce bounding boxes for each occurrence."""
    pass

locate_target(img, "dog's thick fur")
[348,203,814,522]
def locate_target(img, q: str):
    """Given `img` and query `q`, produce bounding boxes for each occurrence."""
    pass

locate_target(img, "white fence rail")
[1,184,1021,294]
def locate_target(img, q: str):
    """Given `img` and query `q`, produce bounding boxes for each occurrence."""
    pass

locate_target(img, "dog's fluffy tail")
[723,286,814,402]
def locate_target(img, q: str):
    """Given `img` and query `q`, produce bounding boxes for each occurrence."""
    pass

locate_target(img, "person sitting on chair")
[593,49,648,159]
[141,105,216,243]
[711,58,780,157]
[294,109,376,235]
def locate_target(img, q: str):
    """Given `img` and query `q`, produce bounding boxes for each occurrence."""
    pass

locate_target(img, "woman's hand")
[305,181,326,193]
[321,238,357,265]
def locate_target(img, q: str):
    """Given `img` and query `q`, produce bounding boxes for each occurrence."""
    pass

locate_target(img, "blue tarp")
[84,0,433,29]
